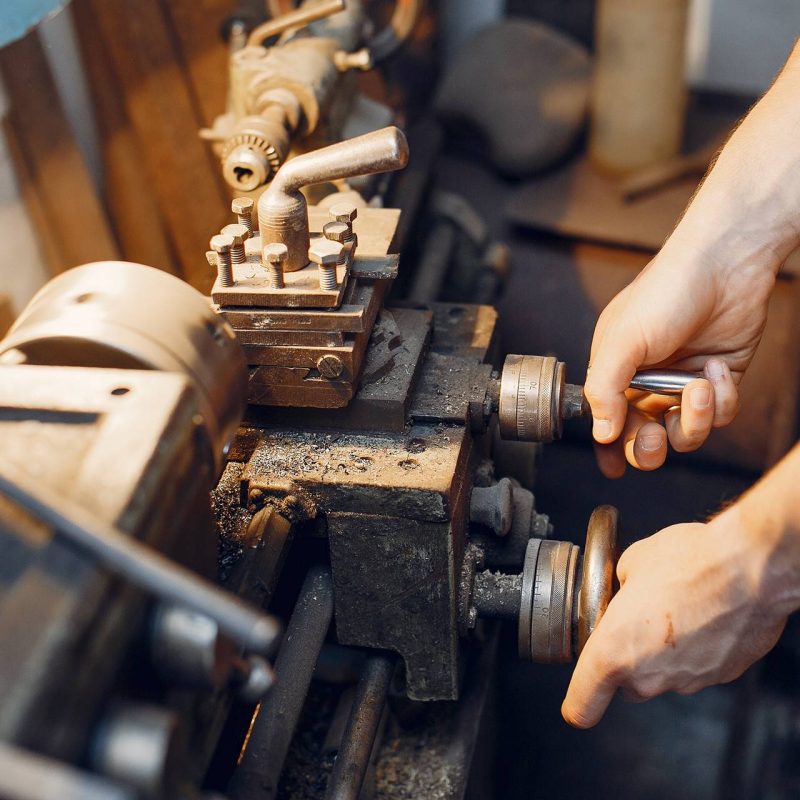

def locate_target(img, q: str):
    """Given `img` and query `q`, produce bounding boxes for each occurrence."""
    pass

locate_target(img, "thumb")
[584,328,641,445]
[562,635,618,728]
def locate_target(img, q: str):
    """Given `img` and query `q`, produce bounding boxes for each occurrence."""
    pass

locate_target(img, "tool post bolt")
[323,221,350,267]
[308,238,343,291]
[329,202,358,254]
[232,196,255,234]
[221,223,250,265]
[210,234,235,287]
[263,242,288,289]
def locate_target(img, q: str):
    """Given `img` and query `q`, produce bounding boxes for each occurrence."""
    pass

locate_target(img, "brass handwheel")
[575,505,619,656]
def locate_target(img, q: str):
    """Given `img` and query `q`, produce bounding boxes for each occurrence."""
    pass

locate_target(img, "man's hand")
[561,514,788,728]
[586,246,774,478]
[584,38,800,476]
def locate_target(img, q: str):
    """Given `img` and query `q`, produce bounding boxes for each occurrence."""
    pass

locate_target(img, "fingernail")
[593,419,613,441]
[639,433,663,452]
[691,386,711,409]
[705,359,725,382]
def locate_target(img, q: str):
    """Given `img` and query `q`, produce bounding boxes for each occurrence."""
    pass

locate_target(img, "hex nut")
[308,237,343,266]
[263,243,288,263]
[221,223,250,244]
[323,221,349,243]
[210,234,234,253]
[231,197,254,215]
[329,202,358,224]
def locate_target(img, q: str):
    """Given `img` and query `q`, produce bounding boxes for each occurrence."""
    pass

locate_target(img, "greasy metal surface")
[325,654,395,800]
[249,306,431,430]
[0,365,217,757]
[576,505,620,655]
[243,423,468,521]
[230,567,334,800]
[241,298,498,699]
[245,279,388,408]
[258,127,409,271]
[373,630,500,800]
[328,510,466,701]
[218,304,368,333]
[0,262,247,475]
[472,485,553,571]
[469,478,514,537]
[472,570,522,620]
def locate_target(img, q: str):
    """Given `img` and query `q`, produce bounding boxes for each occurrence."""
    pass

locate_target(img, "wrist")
[667,174,791,281]
[713,496,800,619]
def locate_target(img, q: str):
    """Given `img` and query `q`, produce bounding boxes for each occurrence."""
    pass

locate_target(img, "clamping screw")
[210,233,235,287]
[308,238,343,291]
[323,221,349,267]
[222,223,250,264]
[329,203,357,245]
[263,243,288,289]
[232,197,255,234]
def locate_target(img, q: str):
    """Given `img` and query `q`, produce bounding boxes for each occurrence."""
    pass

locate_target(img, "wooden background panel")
[165,0,233,127]
[0,30,119,272]
[79,0,232,290]
[71,0,178,275]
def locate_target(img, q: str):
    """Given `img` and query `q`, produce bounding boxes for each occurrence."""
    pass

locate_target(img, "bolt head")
[317,354,344,379]
[231,196,254,215]
[323,221,349,243]
[329,202,358,224]
[210,233,234,253]
[221,223,250,244]
[308,237,343,266]
[263,242,288,265]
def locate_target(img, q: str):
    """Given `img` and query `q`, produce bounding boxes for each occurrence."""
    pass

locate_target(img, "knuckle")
[628,675,663,700]
[592,645,627,683]
[670,437,703,453]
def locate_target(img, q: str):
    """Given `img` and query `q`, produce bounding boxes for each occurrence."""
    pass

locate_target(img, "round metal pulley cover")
[576,505,619,655]
[0,262,247,475]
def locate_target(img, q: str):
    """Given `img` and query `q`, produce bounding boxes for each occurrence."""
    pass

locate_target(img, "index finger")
[561,634,619,728]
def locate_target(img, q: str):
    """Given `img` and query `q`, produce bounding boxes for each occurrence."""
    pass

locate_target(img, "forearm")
[668,39,800,273]
[714,442,800,615]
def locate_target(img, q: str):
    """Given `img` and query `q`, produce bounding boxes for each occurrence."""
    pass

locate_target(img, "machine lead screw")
[232,196,254,234]
[222,223,250,265]
[263,243,288,289]
[308,238,343,291]
[323,221,349,267]
[210,233,235,287]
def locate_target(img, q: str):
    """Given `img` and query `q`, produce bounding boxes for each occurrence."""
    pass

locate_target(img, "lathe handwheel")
[518,505,620,663]
[575,505,619,655]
